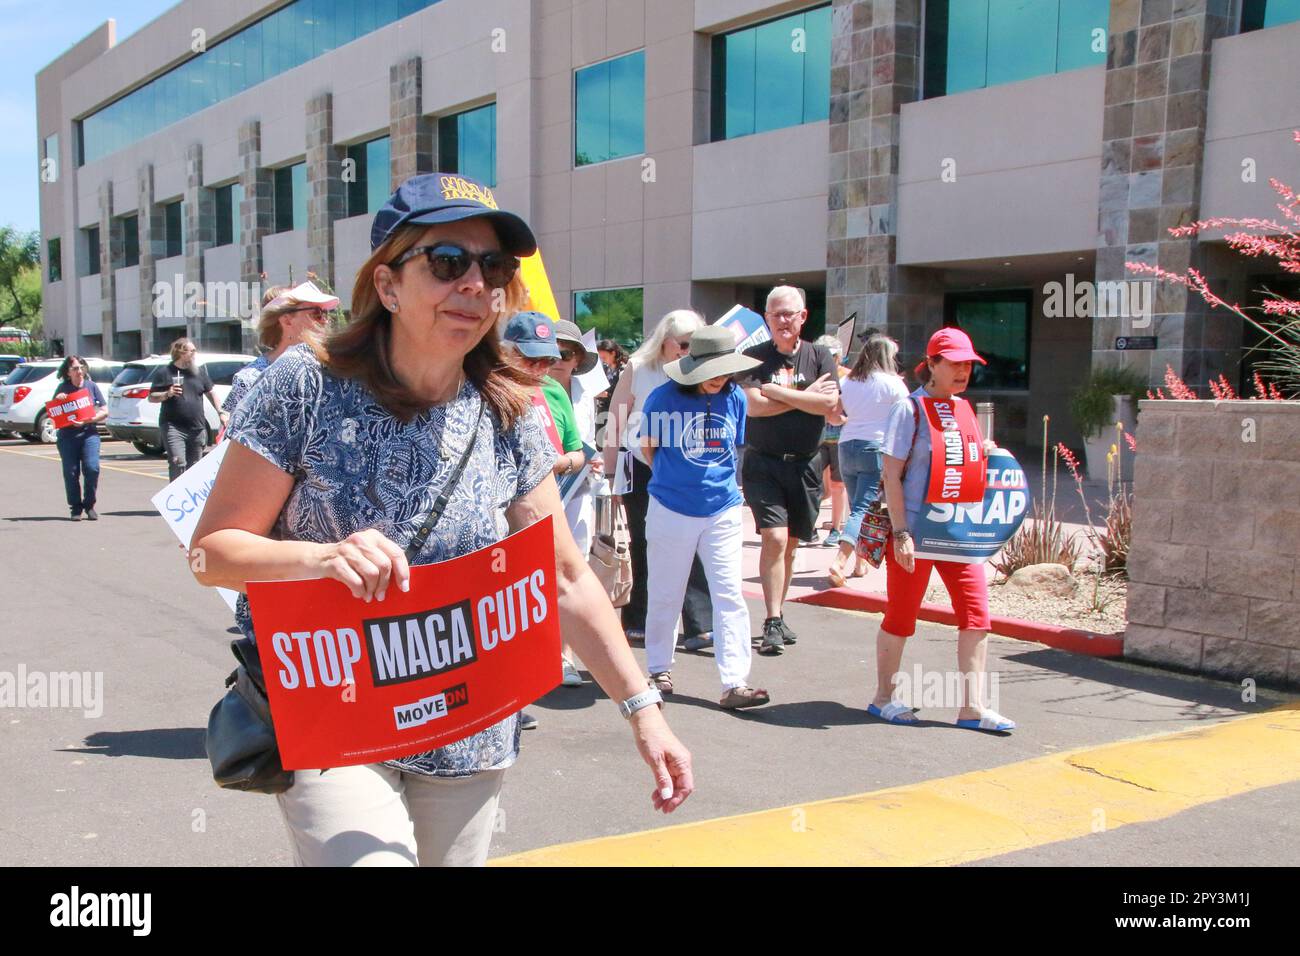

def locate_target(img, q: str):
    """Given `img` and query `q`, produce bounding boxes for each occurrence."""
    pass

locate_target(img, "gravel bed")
[924,566,1127,634]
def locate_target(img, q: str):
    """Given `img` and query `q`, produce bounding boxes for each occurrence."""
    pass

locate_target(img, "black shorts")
[816,441,841,483]
[742,450,823,541]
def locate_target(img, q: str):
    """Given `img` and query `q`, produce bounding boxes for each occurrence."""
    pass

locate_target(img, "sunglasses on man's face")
[558,348,578,362]
[391,243,520,289]
[522,354,558,368]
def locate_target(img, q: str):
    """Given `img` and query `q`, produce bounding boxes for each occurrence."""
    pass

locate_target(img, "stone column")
[1093,0,1236,391]
[97,181,119,358]
[137,163,165,356]
[184,143,215,342]
[389,57,433,191]
[238,120,274,351]
[826,0,942,363]
[306,92,345,292]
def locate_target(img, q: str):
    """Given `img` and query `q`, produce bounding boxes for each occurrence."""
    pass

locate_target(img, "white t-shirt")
[625,359,670,465]
[839,371,910,443]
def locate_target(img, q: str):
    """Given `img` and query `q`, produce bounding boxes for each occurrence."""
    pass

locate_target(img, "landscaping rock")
[1005,563,1078,597]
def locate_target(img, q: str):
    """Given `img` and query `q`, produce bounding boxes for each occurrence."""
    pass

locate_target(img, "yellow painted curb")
[493,703,1300,866]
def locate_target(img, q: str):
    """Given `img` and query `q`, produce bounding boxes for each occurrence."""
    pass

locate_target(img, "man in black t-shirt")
[149,337,227,481]
[738,286,840,656]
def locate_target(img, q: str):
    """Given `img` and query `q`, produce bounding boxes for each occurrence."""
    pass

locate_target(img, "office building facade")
[37,0,1300,446]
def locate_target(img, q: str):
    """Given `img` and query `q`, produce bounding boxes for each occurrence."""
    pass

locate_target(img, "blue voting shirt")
[641,380,747,517]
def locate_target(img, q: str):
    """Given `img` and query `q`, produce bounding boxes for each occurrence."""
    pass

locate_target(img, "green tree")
[0,226,42,336]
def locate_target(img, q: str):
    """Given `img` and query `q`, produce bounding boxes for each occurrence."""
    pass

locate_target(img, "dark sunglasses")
[390,243,520,289]
[559,347,578,361]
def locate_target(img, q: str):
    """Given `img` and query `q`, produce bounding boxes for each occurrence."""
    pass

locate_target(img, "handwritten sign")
[150,441,238,611]
[47,389,95,429]
[246,517,561,769]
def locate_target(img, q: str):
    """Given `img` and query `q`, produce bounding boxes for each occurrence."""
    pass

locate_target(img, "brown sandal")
[649,672,673,695]
[720,685,771,709]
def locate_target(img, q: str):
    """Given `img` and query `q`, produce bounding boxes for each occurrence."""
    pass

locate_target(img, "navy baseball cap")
[502,312,561,359]
[370,172,537,255]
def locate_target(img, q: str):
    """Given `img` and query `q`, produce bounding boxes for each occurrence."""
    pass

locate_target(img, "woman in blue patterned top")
[192,174,693,866]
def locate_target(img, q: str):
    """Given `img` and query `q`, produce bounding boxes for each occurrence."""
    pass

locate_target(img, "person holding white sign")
[192,173,693,866]
[874,328,1012,733]
[52,356,107,521]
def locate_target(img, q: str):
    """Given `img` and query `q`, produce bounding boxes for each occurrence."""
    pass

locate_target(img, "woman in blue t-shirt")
[51,356,107,520]
[640,325,770,710]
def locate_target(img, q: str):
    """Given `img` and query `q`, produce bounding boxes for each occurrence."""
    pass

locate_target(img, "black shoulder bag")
[205,397,486,794]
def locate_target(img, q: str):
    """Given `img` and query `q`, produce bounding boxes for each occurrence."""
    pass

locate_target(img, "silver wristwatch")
[619,686,663,719]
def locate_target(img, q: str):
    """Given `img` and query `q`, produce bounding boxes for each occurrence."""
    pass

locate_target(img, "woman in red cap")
[870,327,1014,733]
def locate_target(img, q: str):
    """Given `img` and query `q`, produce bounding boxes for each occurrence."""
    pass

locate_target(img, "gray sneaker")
[758,618,784,656]
[778,618,798,646]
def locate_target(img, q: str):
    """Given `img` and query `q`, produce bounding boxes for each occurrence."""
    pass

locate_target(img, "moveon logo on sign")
[392,682,470,730]
[1042,274,1152,328]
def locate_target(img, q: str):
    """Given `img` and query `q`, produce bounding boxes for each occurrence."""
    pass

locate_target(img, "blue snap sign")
[909,449,1029,564]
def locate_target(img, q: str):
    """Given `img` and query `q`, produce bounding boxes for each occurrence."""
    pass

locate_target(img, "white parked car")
[106,353,256,455]
[0,358,124,443]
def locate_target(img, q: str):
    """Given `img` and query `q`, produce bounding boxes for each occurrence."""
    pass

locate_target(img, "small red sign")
[46,389,95,429]
[246,517,561,770]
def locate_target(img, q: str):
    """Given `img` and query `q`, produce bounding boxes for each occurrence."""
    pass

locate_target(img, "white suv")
[106,353,256,455]
[0,358,124,443]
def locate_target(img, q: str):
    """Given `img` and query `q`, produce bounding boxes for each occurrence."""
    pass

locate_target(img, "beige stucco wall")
[897,68,1105,265]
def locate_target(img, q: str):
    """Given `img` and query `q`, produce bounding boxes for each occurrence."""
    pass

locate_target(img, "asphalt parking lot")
[1,436,1296,866]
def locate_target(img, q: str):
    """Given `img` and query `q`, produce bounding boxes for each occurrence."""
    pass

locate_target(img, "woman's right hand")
[893,534,915,573]
[318,529,410,602]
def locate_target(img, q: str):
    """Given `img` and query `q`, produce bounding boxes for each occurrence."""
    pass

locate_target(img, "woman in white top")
[602,309,714,645]
[827,334,910,586]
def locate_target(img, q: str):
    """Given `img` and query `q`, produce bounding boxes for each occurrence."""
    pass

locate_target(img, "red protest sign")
[921,396,986,504]
[246,516,561,770]
[46,389,95,429]
[531,388,563,452]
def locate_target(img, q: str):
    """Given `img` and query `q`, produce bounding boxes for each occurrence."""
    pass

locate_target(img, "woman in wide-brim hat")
[638,324,772,710]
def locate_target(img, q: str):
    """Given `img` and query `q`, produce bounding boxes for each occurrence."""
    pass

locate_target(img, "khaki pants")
[276,764,505,867]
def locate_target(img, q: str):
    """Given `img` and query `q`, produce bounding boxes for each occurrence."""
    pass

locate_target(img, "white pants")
[276,764,505,866]
[645,498,751,690]
[565,486,594,558]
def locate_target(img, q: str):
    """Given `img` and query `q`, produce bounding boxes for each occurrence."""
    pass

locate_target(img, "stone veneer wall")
[1127,399,1300,687]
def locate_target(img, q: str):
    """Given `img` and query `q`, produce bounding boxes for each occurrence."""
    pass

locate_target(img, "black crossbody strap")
[405,396,486,562]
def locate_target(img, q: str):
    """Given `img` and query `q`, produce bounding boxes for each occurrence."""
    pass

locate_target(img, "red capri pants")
[881,536,991,637]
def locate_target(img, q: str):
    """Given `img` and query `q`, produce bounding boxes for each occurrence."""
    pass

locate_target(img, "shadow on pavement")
[1002,646,1287,715]
[63,727,208,760]
[659,693,881,730]
[3,515,77,522]
[535,680,607,712]
[98,510,160,517]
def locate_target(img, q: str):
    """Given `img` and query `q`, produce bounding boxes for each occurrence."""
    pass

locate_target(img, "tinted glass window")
[0,359,22,376]
[346,137,391,216]
[7,365,56,384]
[122,215,140,268]
[573,288,644,347]
[202,360,252,385]
[1242,0,1300,29]
[113,365,155,387]
[439,106,496,187]
[164,201,183,257]
[89,364,123,384]
[575,51,644,166]
[924,0,1108,98]
[79,1,445,165]
[48,237,61,283]
[946,293,1030,390]
[84,226,101,277]
[712,6,830,142]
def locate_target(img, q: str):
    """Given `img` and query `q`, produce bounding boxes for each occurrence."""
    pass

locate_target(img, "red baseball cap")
[926,327,986,365]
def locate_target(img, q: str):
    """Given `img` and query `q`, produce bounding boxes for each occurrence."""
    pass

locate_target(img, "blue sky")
[1,0,175,235]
